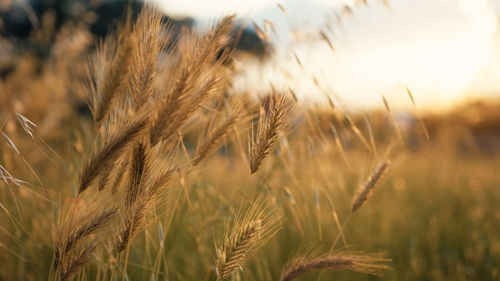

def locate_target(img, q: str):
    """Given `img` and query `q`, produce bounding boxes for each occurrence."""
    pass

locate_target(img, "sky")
[153,0,500,111]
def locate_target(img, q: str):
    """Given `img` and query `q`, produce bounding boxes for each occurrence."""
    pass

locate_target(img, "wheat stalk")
[78,118,147,193]
[216,199,282,280]
[192,115,237,166]
[382,95,404,145]
[148,15,235,145]
[351,160,391,212]
[58,240,98,281]
[54,208,117,272]
[93,39,133,124]
[217,220,261,280]
[116,144,173,252]
[111,152,130,193]
[149,75,222,145]
[116,199,149,253]
[250,94,293,173]
[125,142,150,206]
[127,8,165,110]
[406,86,430,140]
[93,24,133,124]
[280,251,390,281]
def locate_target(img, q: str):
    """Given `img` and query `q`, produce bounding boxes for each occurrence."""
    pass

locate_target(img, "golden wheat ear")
[351,159,391,212]
[279,251,391,281]
[89,8,136,125]
[115,198,149,253]
[115,143,175,253]
[93,34,133,125]
[216,199,282,280]
[192,113,237,166]
[125,141,150,206]
[54,207,118,265]
[148,14,236,146]
[79,117,148,193]
[52,203,119,281]
[57,239,98,281]
[249,94,294,173]
[127,7,166,111]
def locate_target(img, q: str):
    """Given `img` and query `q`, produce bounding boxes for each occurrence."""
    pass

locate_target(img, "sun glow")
[154,0,500,110]
[231,0,500,111]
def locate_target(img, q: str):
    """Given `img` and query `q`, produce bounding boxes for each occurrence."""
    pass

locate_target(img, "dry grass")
[0,3,498,281]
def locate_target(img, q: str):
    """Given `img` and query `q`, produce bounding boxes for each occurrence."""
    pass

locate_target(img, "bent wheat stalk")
[280,251,390,281]
[57,240,98,281]
[54,207,118,271]
[351,160,391,212]
[79,118,147,193]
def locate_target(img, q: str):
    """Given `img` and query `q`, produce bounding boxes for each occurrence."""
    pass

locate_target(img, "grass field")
[0,6,499,281]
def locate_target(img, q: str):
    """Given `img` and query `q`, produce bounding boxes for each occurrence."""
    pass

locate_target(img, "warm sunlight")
[1,1,500,281]
[157,0,500,110]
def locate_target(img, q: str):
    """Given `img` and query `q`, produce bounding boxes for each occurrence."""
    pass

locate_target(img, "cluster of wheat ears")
[0,6,396,281]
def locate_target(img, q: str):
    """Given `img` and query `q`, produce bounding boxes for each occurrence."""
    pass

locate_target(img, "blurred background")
[2,0,500,110]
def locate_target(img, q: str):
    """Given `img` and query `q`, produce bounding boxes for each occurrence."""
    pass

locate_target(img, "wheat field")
[0,5,499,281]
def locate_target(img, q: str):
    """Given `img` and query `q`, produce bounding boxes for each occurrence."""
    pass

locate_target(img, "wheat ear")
[351,160,391,212]
[94,26,133,124]
[216,200,282,280]
[280,251,390,281]
[192,115,237,166]
[54,207,117,271]
[58,240,98,281]
[250,95,293,173]
[79,118,147,193]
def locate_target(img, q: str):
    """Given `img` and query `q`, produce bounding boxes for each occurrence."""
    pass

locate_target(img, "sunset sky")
[154,0,500,111]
